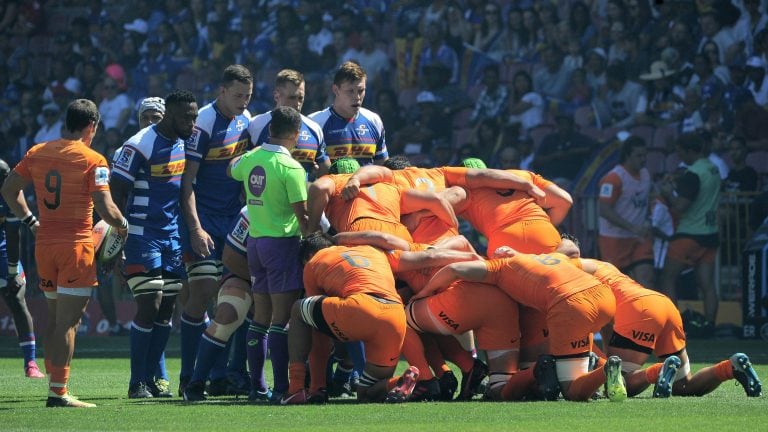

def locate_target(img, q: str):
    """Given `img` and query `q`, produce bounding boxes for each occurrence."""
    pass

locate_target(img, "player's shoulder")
[249,111,272,129]
[358,107,383,128]
[307,107,331,125]
[194,102,218,133]
[123,127,159,158]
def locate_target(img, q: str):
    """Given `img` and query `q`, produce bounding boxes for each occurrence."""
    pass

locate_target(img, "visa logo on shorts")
[570,337,590,349]
[631,330,656,343]
[330,144,376,158]
[207,139,248,160]
[151,159,185,177]
[439,311,459,330]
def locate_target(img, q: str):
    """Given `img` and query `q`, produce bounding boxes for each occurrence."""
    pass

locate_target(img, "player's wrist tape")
[8,262,18,276]
[22,214,37,228]
[120,218,129,229]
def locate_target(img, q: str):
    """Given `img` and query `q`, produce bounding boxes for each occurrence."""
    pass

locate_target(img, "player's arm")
[181,159,214,257]
[541,184,573,226]
[0,171,38,234]
[432,235,478,253]
[226,155,243,178]
[660,172,697,216]
[307,176,334,232]
[465,169,545,200]
[4,214,20,276]
[333,230,411,251]
[413,260,489,300]
[94,188,128,236]
[314,158,331,178]
[396,248,482,273]
[292,201,309,237]
[401,189,458,228]
[342,165,393,200]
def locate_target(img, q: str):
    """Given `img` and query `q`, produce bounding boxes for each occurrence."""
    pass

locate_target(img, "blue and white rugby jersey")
[186,101,251,215]
[224,206,248,258]
[248,111,329,177]
[308,106,387,165]
[111,125,185,237]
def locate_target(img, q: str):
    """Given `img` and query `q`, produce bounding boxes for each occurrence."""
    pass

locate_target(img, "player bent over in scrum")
[557,235,762,398]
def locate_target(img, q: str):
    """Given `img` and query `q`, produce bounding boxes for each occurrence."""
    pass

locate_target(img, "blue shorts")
[180,211,238,262]
[123,234,184,276]
[247,236,302,294]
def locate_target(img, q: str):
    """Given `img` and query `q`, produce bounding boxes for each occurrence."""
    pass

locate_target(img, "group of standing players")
[0,60,761,407]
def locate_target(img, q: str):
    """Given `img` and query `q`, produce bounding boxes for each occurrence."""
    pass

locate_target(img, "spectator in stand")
[397,91,451,155]
[34,103,62,144]
[374,88,405,155]
[421,63,473,128]
[444,1,472,56]
[532,44,573,102]
[585,48,608,94]
[595,62,647,129]
[702,40,733,85]
[42,59,81,104]
[637,61,684,127]
[469,64,508,126]
[98,76,132,133]
[697,12,739,66]
[724,135,759,193]
[345,28,391,91]
[564,68,593,112]
[679,86,705,134]
[495,145,521,170]
[569,1,598,49]
[507,70,544,138]
[469,2,505,62]
[745,56,768,107]
[688,53,725,92]
[734,93,768,147]
[733,0,768,56]
[534,113,596,189]
[418,22,460,85]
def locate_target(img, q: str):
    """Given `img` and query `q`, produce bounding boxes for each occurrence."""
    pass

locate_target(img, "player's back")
[303,245,400,302]
[17,139,107,244]
[487,252,602,311]
[461,170,551,235]
[593,261,659,304]
[324,174,402,232]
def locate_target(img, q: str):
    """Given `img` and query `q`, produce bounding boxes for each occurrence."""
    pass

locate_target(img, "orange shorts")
[598,235,654,270]
[486,219,561,256]
[36,241,98,292]
[666,237,716,266]
[320,293,406,367]
[419,281,520,350]
[519,306,548,349]
[410,216,458,245]
[547,284,615,357]
[350,218,413,243]
[612,293,686,356]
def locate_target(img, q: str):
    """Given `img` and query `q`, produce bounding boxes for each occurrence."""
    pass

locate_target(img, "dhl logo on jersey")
[330,144,376,158]
[151,159,185,177]
[291,149,317,163]
[206,139,248,161]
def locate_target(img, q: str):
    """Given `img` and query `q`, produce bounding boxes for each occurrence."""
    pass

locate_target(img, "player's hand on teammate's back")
[192,228,215,257]
[341,177,361,201]
[527,185,546,201]
[6,274,24,296]
[29,222,39,237]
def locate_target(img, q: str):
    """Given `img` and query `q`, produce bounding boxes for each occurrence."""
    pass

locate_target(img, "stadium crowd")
[0,0,766,408]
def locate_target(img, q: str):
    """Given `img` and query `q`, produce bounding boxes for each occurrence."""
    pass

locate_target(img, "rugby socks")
[129,322,153,385]
[144,322,172,383]
[346,341,366,376]
[246,322,269,392]
[19,333,36,365]
[436,335,475,373]
[566,367,606,401]
[713,359,735,382]
[288,362,307,394]
[644,362,663,384]
[421,334,450,377]
[48,365,70,397]
[179,313,207,380]
[500,368,535,401]
[228,319,250,375]
[191,333,227,384]
[208,337,229,381]
[309,333,332,393]
[155,353,169,381]
[401,328,434,380]
[268,324,289,394]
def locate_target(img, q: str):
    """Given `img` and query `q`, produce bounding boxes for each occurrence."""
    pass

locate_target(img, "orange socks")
[386,376,400,391]
[566,367,607,401]
[436,335,474,373]
[500,368,535,401]
[644,363,663,384]
[287,362,306,394]
[713,360,734,382]
[401,328,434,380]
[48,365,70,396]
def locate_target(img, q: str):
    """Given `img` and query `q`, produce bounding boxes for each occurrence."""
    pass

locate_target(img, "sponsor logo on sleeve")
[599,183,613,198]
[186,128,201,151]
[115,148,135,171]
[94,166,110,186]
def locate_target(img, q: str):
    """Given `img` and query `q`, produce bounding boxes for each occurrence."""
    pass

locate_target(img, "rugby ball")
[93,220,125,262]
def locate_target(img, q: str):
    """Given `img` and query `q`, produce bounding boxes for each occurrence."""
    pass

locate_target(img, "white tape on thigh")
[299,295,324,329]
[674,361,690,382]
[57,287,94,297]
[162,278,182,296]
[127,274,164,296]
[555,357,590,382]
[186,260,222,282]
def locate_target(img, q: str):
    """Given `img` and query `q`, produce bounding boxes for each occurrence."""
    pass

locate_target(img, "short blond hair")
[275,69,304,88]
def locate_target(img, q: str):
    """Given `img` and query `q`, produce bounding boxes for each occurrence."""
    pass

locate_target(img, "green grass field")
[0,336,765,431]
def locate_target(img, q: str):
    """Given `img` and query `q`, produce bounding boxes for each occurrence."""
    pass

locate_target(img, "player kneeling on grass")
[282,232,482,404]
[557,235,762,398]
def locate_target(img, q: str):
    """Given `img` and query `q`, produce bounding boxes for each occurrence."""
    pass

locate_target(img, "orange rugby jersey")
[391,166,469,191]
[592,261,659,305]
[324,173,404,232]
[460,169,552,236]
[303,245,401,303]
[14,139,109,244]
[484,252,601,311]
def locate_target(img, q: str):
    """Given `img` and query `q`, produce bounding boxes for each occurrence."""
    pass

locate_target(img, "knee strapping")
[127,272,164,297]
[555,357,590,381]
[674,361,690,382]
[209,294,252,341]
[162,277,182,297]
[186,260,222,282]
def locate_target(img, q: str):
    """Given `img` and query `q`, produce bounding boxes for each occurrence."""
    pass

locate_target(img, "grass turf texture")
[0,336,765,431]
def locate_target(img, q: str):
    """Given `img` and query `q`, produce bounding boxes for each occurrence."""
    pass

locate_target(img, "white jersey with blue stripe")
[111,125,185,237]
[186,101,252,216]
[308,106,387,165]
[248,111,328,176]
[225,206,248,257]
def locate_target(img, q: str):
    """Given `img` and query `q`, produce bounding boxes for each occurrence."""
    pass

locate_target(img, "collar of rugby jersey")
[261,143,292,156]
